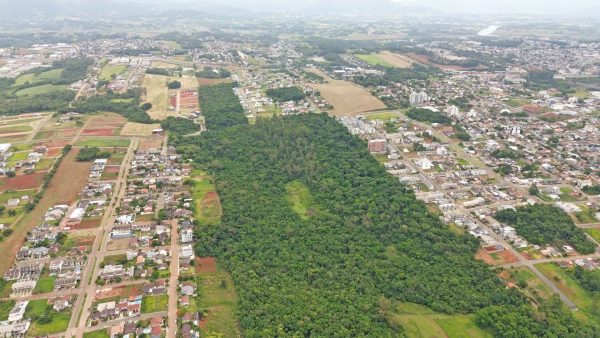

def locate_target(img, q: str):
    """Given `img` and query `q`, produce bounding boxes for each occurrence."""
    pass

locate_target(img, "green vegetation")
[83,329,110,338]
[495,204,596,254]
[177,114,526,336]
[99,64,127,81]
[141,294,168,313]
[14,68,63,86]
[167,80,181,89]
[285,180,317,220]
[198,83,246,130]
[356,54,393,67]
[145,67,171,76]
[365,112,401,121]
[33,276,56,294]
[160,116,200,135]
[406,108,451,124]
[0,300,15,321]
[585,228,600,243]
[76,147,111,161]
[265,86,306,102]
[16,83,67,97]
[190,176,221,226]
[195,267,240,337]
[196,67,231,79]
[583,185,600,195]
[75,138,131,148]
[491,148,521,159]
[67,90,153,123]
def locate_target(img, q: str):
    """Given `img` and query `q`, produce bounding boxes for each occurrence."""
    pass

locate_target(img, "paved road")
[66,138,139,338]
[167,219,180,338]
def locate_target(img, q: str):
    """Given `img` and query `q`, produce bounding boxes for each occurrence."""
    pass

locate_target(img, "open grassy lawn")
[559,187,579,202]
[585,228,600,243]
[505,97,530,108]
[285,180,317,220]
[192,174,222,226]
[75,138,131,148]
[13,69,63,86]
[0,300,15,321]
[196,266,240,337]
[365,111,402,121]
[0,280,14,298]
[83,329,110,338]
[33,276,56,294]
[356,53,394,67]
[390,302,492,338]
[0,124,32,135]
[141,294,168,313]
[536,263,596,321]
[15,84,67,97]
[99,64,127,81]
[25,299,49,317]
[35,158,56,171]
[29,310,71,336]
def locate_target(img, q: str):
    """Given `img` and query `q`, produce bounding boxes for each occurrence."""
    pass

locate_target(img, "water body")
[477,25,500,36]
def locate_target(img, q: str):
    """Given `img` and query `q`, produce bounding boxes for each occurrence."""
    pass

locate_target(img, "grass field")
[141,294,168,313]
[83,329,110,338]
[365,111,403,121]
[75,138,131,148]
[25,299,49,317]
[306,68,385,116]
[15,84,67,97]
[29,310,71,336]
[0,124,32,134]
[151,61,179,69]
[192,174,222,226]
[357,53,394,67]
[99,64,127,81]
[536,263,597,321]
[285,180,316,220]
[1,117,44,126]
[0,150,91,276]
[13,69,63,86]
[120,122,161,136]
[585,228,600,243]
[505,97,531,108]
[33,276,56,294]
[508,267,553,303]
[572,205,598,224]
[390,302,492,338]
[143,74,170,116]
[196,266,241,337]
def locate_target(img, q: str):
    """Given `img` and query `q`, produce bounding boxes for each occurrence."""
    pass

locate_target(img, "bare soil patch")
[195,257,217,273]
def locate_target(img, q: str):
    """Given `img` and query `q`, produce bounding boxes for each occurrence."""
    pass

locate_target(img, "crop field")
[75,138,131,148]
[99,64,128,81]
[81,128,120,136]
[0,171,46,191]
[121,122,161,136]
[0,124,32,135]
[306,68,385,116]
[15,84,67,97]
[196,266,240,337]
[34,128,79,140]
[13,68,63,86]
[0,149,91,276]
[85,113,128,127]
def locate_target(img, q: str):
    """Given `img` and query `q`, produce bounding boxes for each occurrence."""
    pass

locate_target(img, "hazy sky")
[1,0,599,17]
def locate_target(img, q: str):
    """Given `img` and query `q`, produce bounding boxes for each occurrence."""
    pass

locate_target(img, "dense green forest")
[406,107,451,124]
[160,116,200,135]
[76,147,111,161]
[175,114,531,337]
[198,83,246,129]
[495,204,596,254]
[0,90,76,116]
[265,86,306,102]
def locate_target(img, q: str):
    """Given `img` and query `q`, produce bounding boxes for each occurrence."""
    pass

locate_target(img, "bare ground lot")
[0,149,91,276]
[375,51,414,68]
[121,122,161,136]
[307,68,386,116]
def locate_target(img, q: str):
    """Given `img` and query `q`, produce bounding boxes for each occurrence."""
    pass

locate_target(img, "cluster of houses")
[0,143,48,175]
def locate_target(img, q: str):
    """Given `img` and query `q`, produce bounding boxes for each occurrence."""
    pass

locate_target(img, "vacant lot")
[192,175,222,226]
[99,64,128,81]
[197,266,241,337]
[138,137,163,151]
[306,68,385,116]
[141,294,168,313]
[198,77,233,86]
[375,51,415,68]
[0,171,46,191]
[121,122,161,136]
[33,276,56,294]
[13,69,63,86]
[86,113,128,128]
[142,74,170,118]
[0,124,33,135]
[0,150,91,276]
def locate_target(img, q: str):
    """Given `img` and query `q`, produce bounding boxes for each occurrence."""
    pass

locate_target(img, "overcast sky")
[1,0,599,17]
